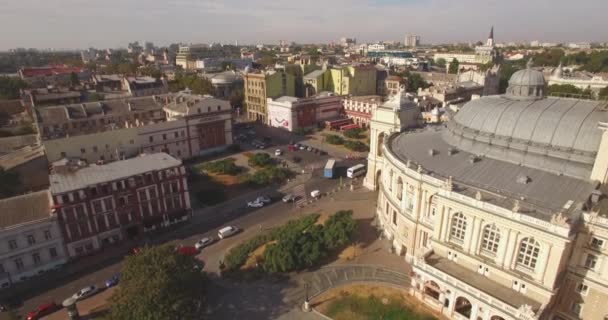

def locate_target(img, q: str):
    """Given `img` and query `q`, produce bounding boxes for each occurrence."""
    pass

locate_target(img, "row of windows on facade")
[7,230,53,251]
[149,130,187,143]
[56,169,181,205]
[195,105,224,114]
[1,247,59,273]
[62,197,182,240]
[61,182,180,215]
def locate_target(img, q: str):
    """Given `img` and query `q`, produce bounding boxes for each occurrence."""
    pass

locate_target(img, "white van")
[310,190,321,198]
[218,226,239,239]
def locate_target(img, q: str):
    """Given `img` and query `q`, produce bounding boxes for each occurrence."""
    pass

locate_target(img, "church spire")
[486,26,495,47]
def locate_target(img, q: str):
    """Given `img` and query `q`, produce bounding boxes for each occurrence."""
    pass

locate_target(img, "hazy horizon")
[1,0,606,50]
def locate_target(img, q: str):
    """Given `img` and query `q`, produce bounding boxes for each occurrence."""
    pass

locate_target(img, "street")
[2,162,363,320]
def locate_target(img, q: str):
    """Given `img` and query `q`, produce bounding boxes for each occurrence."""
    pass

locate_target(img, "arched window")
[517,237,541,269]
[377,132,385,157]
[396,177,403,200]
[481,224,501,256]
[450,213,467,244]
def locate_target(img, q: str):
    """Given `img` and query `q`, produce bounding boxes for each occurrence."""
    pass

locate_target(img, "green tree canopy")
[434,58,446,69]
[448,58,460,74]
[546,84,583,97]
[248,152,272,167]
[108,245,207,320]
[405,73,429,93]
[0,76,27,100]
[69,72,80,86]
[169,73,214,95]
[599,86,608,100]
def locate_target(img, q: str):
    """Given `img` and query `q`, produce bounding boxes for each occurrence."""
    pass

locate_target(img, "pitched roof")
[0,190,51,228]
[49,153,181,194]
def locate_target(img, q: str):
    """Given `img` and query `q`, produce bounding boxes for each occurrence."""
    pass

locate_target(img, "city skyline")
[1,0,606,50]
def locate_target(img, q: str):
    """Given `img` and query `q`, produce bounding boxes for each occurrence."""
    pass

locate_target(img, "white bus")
[347,164,366,178]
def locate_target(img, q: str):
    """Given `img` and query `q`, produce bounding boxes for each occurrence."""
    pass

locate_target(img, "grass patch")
[199,158,242,175]
[324,134,344,145]
[344,140,369,152]
[324,291,437,320]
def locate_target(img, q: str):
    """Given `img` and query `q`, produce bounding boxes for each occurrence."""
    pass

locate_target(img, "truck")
[324,159,336,178]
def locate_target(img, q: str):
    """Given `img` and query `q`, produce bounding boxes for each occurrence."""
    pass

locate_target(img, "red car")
[26,302,60,320]
[177,246,198,256]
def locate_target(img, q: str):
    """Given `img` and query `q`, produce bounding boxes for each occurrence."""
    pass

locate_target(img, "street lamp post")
[303,282,311,312]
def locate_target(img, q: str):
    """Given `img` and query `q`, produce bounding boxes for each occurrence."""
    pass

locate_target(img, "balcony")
[414,253,541,320]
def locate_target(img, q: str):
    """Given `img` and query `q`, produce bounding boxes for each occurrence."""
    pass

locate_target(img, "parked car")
[275,149,282,156]
[310,190,321,198]
[307,146,313,152]
[177,246,198,256]
[26,302,61,320]
[105,274,120,288]
[218,226,239,239]
[299,144,306,150]
[256,196,271,203]
[282,194,297,202]
[71,286,99,301]
[247,200,264,208]
[194,237,214,250]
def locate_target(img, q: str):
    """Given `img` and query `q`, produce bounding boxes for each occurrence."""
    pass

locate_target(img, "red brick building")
[49,153,191,257]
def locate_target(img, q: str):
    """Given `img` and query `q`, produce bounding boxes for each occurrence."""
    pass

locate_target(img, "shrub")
[323,210,356,250]
[248,153,272,167]
[200,159,241,175]
[344,140,369,152]
[248,167,291,186]
[343,128,363,139]
[223,214,319,272]
[325,134,344,145]
[293,127,312,136]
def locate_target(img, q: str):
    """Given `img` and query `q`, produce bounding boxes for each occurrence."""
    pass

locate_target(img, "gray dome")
[505,60,546,100]
[509,68,546,87]
[443,95,608,179]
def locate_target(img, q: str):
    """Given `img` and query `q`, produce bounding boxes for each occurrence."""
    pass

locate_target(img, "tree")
[0,167,20,199]
[434,58,446,69]
[546,84,583,97]
[599,86,608,100]
[343,128,363,139]
[0,76,27,100]
[323,210,356,250]
[108,245,207,320]
[248,153,272,167]
[405,73,429,93]
[229,89,244,110]
[69,72,80,86]
[448,58,459,74]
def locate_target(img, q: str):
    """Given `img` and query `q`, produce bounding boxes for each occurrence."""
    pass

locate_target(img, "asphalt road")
[0,167,355,320]
[1,123,366,320]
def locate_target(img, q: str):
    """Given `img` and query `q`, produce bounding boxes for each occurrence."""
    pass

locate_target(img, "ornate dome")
[506,60,546,100]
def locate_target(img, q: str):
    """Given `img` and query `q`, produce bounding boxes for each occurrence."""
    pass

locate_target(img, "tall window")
[392,211,398,226]
[584,254,598,270]
[517,238,540,269]
[32,253,41,265]
[481,224,501,256]
[449,213,467,244]
[396,177,403,200]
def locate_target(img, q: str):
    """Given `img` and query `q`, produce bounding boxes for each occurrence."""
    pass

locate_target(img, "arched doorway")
[423,280,441,300]
[454,296,472,319]
[375,170,382,191]
[490,316,506,320]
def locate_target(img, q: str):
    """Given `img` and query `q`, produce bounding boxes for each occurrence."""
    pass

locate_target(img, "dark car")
[105,274,120,288]
[26,302,61,320]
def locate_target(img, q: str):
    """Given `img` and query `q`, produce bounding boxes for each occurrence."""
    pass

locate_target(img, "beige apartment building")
[364,65,608,320]
[243,70,295,124]
[37,92,233,163]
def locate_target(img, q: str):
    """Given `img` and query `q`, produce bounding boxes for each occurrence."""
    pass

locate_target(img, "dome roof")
[509,68,546,87]
[210,71,241,85]
[505,60,546,100]
[443,95,608,179]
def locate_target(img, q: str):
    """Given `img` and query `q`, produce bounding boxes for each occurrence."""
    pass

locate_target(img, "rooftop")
[303,69,326,80]
[50,153,182,194]
[345,95,383,104]
[389,127,597,219]
[36,96,164,125]
[0,190,51,229]
[0,145,45,170]
[274,96,300,103]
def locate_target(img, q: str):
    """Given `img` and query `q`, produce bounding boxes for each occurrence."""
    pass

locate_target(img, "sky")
[0,0,606,50]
